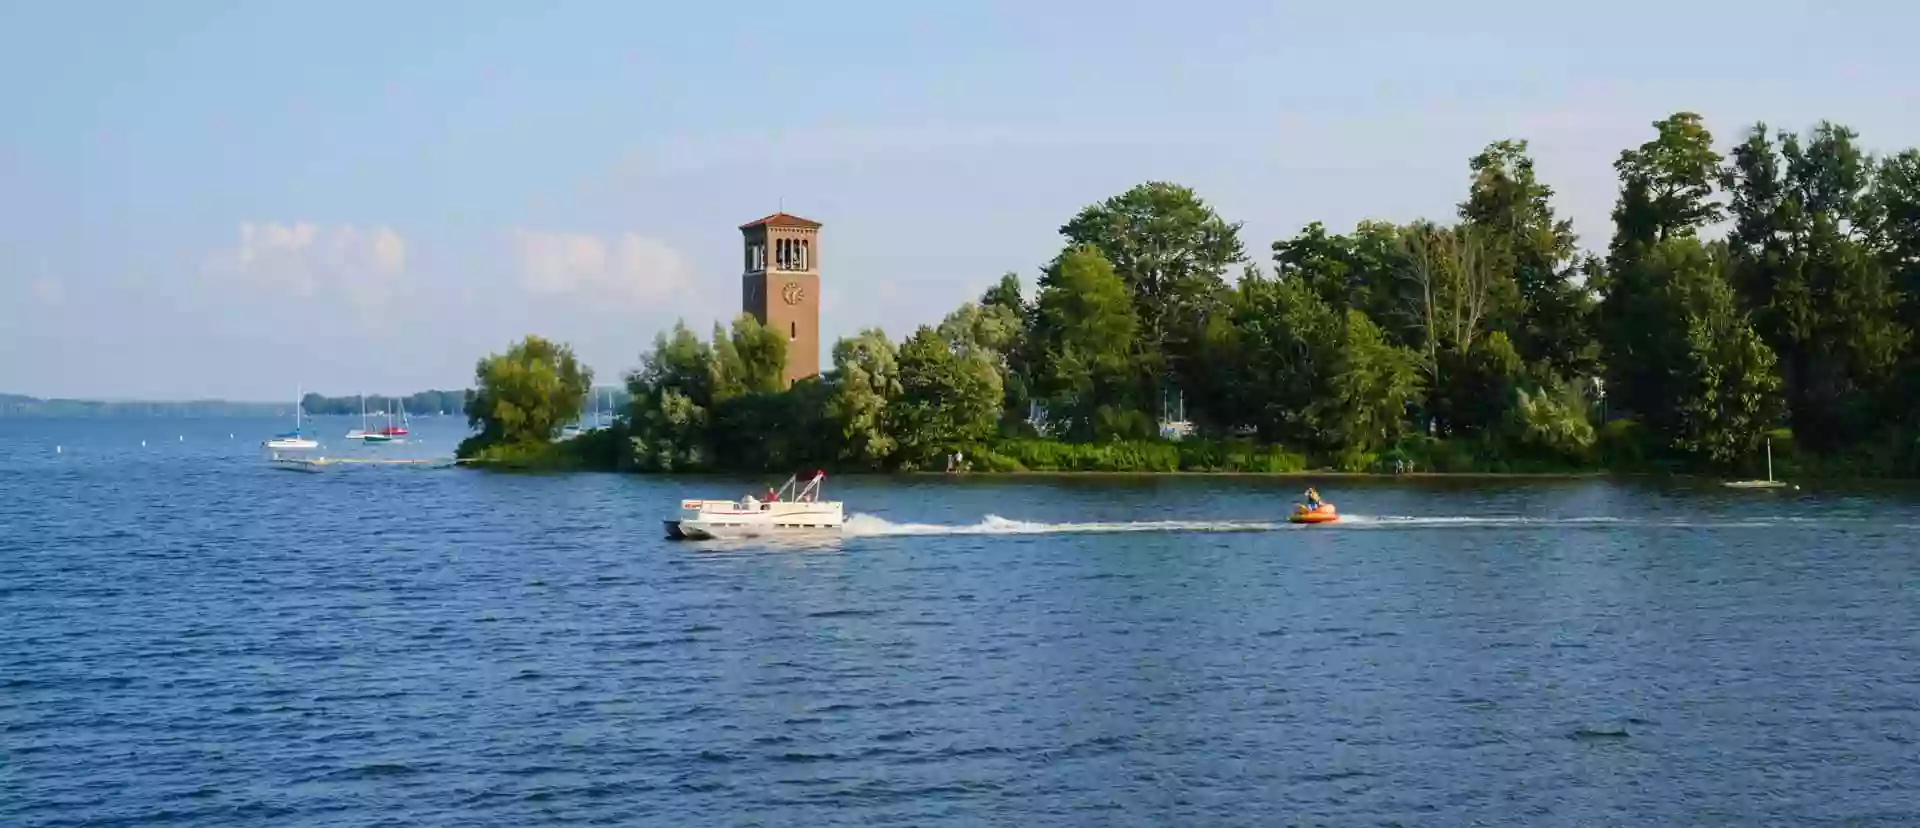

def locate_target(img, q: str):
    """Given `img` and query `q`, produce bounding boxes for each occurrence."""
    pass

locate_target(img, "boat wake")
[842,514,1281,537]
[841,513,1831,537]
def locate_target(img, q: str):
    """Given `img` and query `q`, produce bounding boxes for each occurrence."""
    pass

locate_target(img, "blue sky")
[1,0,1914,400]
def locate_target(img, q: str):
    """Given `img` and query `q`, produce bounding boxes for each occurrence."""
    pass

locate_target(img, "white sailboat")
[1724,437,1792,489]
[264,386,319,450]
[344,394,391,442]
[593,387,614,431]
[557,387,606,441]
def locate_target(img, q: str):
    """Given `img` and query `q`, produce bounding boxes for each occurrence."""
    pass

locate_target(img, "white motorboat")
[665,471,844,540]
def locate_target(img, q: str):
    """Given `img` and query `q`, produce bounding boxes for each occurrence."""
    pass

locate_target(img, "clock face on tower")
[781,281,805,305]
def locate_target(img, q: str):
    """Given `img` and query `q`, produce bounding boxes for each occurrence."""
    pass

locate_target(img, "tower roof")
[739,211,823,230]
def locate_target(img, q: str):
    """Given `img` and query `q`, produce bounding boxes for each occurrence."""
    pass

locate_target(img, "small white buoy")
[141,440,147,447]
[56,445,62,454]
[178,435,184,442]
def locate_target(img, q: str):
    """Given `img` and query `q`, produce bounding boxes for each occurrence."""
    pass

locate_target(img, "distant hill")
[0,387,631,419]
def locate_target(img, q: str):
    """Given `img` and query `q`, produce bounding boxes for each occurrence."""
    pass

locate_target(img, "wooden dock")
[268,455,454,472]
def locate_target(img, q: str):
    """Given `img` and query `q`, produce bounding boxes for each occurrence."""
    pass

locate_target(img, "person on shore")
[1304,487,1322,511]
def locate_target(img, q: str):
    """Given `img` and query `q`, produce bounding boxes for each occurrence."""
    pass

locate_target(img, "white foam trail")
[843,514,1282,537]
[1338,515,1628,527]
[842,513,1837,537]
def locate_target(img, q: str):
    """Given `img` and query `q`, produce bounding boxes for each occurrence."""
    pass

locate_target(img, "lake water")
[4,418,1919,826]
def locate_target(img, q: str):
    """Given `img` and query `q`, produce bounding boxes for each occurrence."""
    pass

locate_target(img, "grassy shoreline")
[908,469,1614,479]
[458,430,1912,481]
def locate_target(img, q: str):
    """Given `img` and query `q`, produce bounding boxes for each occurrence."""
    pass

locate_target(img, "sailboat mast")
[1766,438,1774,482]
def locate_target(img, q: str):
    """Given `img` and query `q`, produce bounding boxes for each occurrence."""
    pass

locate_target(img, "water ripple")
[5,419,1920,825]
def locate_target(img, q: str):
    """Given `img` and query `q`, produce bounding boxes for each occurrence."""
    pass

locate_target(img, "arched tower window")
[790,321,797,340]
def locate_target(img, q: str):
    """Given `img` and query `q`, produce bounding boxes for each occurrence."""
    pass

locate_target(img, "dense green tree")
[1058,182,1245,417]
[938,300,1022,363]
[887,326,1001,464]
[1876,151,1920,297]
[1271,221,1419,348]
[1724,122,1908,449]
[1030,245,1148,440]
[981,272,1025,313]
[460,335,593,456]
[1606,237,1784,461]
[970,274,1038,427]
[1213,270,1326,443]
[626,322,717,470]
[1609,112,1724,255]
[1312,310,1424,466]
[1665,244,1784,465]
[824,329,901,469]
[1219,270,1421,460]
[1511,378,1598,461]
[712,313,789,399]
[1272,221,1358,310]
[1872,150,1920,447]
[1601,112,1727,424]
[1427,331,1524,438]
[711,379,833,472]
[1459,139,1595,377]
[1388,222,1525,434]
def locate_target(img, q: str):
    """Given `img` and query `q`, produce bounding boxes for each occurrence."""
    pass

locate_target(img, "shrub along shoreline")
[461,426,1880,481]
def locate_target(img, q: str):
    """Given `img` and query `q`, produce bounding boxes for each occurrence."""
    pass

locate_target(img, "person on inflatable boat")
[1304,487,1322,511]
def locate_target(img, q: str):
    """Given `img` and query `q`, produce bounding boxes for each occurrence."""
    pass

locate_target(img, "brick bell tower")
[739,211,822,386]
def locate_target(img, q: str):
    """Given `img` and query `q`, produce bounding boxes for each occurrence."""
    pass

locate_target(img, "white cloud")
[512,229,693,307]
[202,221,408,322]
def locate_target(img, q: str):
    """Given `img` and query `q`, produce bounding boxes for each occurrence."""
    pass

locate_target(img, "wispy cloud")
[512,229,694,308]
[201,221,409,323]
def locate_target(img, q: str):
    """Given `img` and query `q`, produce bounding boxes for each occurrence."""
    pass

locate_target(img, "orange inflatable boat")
[1288,502,1338,524]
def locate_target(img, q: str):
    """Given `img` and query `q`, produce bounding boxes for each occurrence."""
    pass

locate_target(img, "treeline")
[301,388,627,418]
[0,394,280,419]
[300,390,469,417]
[459,111,1920,477]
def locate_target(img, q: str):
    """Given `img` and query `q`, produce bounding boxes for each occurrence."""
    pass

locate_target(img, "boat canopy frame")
[775,471,827,503]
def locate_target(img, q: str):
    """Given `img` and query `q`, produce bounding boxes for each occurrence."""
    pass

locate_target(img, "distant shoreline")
[912,470,1614,480]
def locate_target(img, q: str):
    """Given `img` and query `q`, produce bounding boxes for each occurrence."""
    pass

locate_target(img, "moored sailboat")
[377,398,409,437]
[1724,438,1793,489]
[345,394,392,442]
[264,386,319,450]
